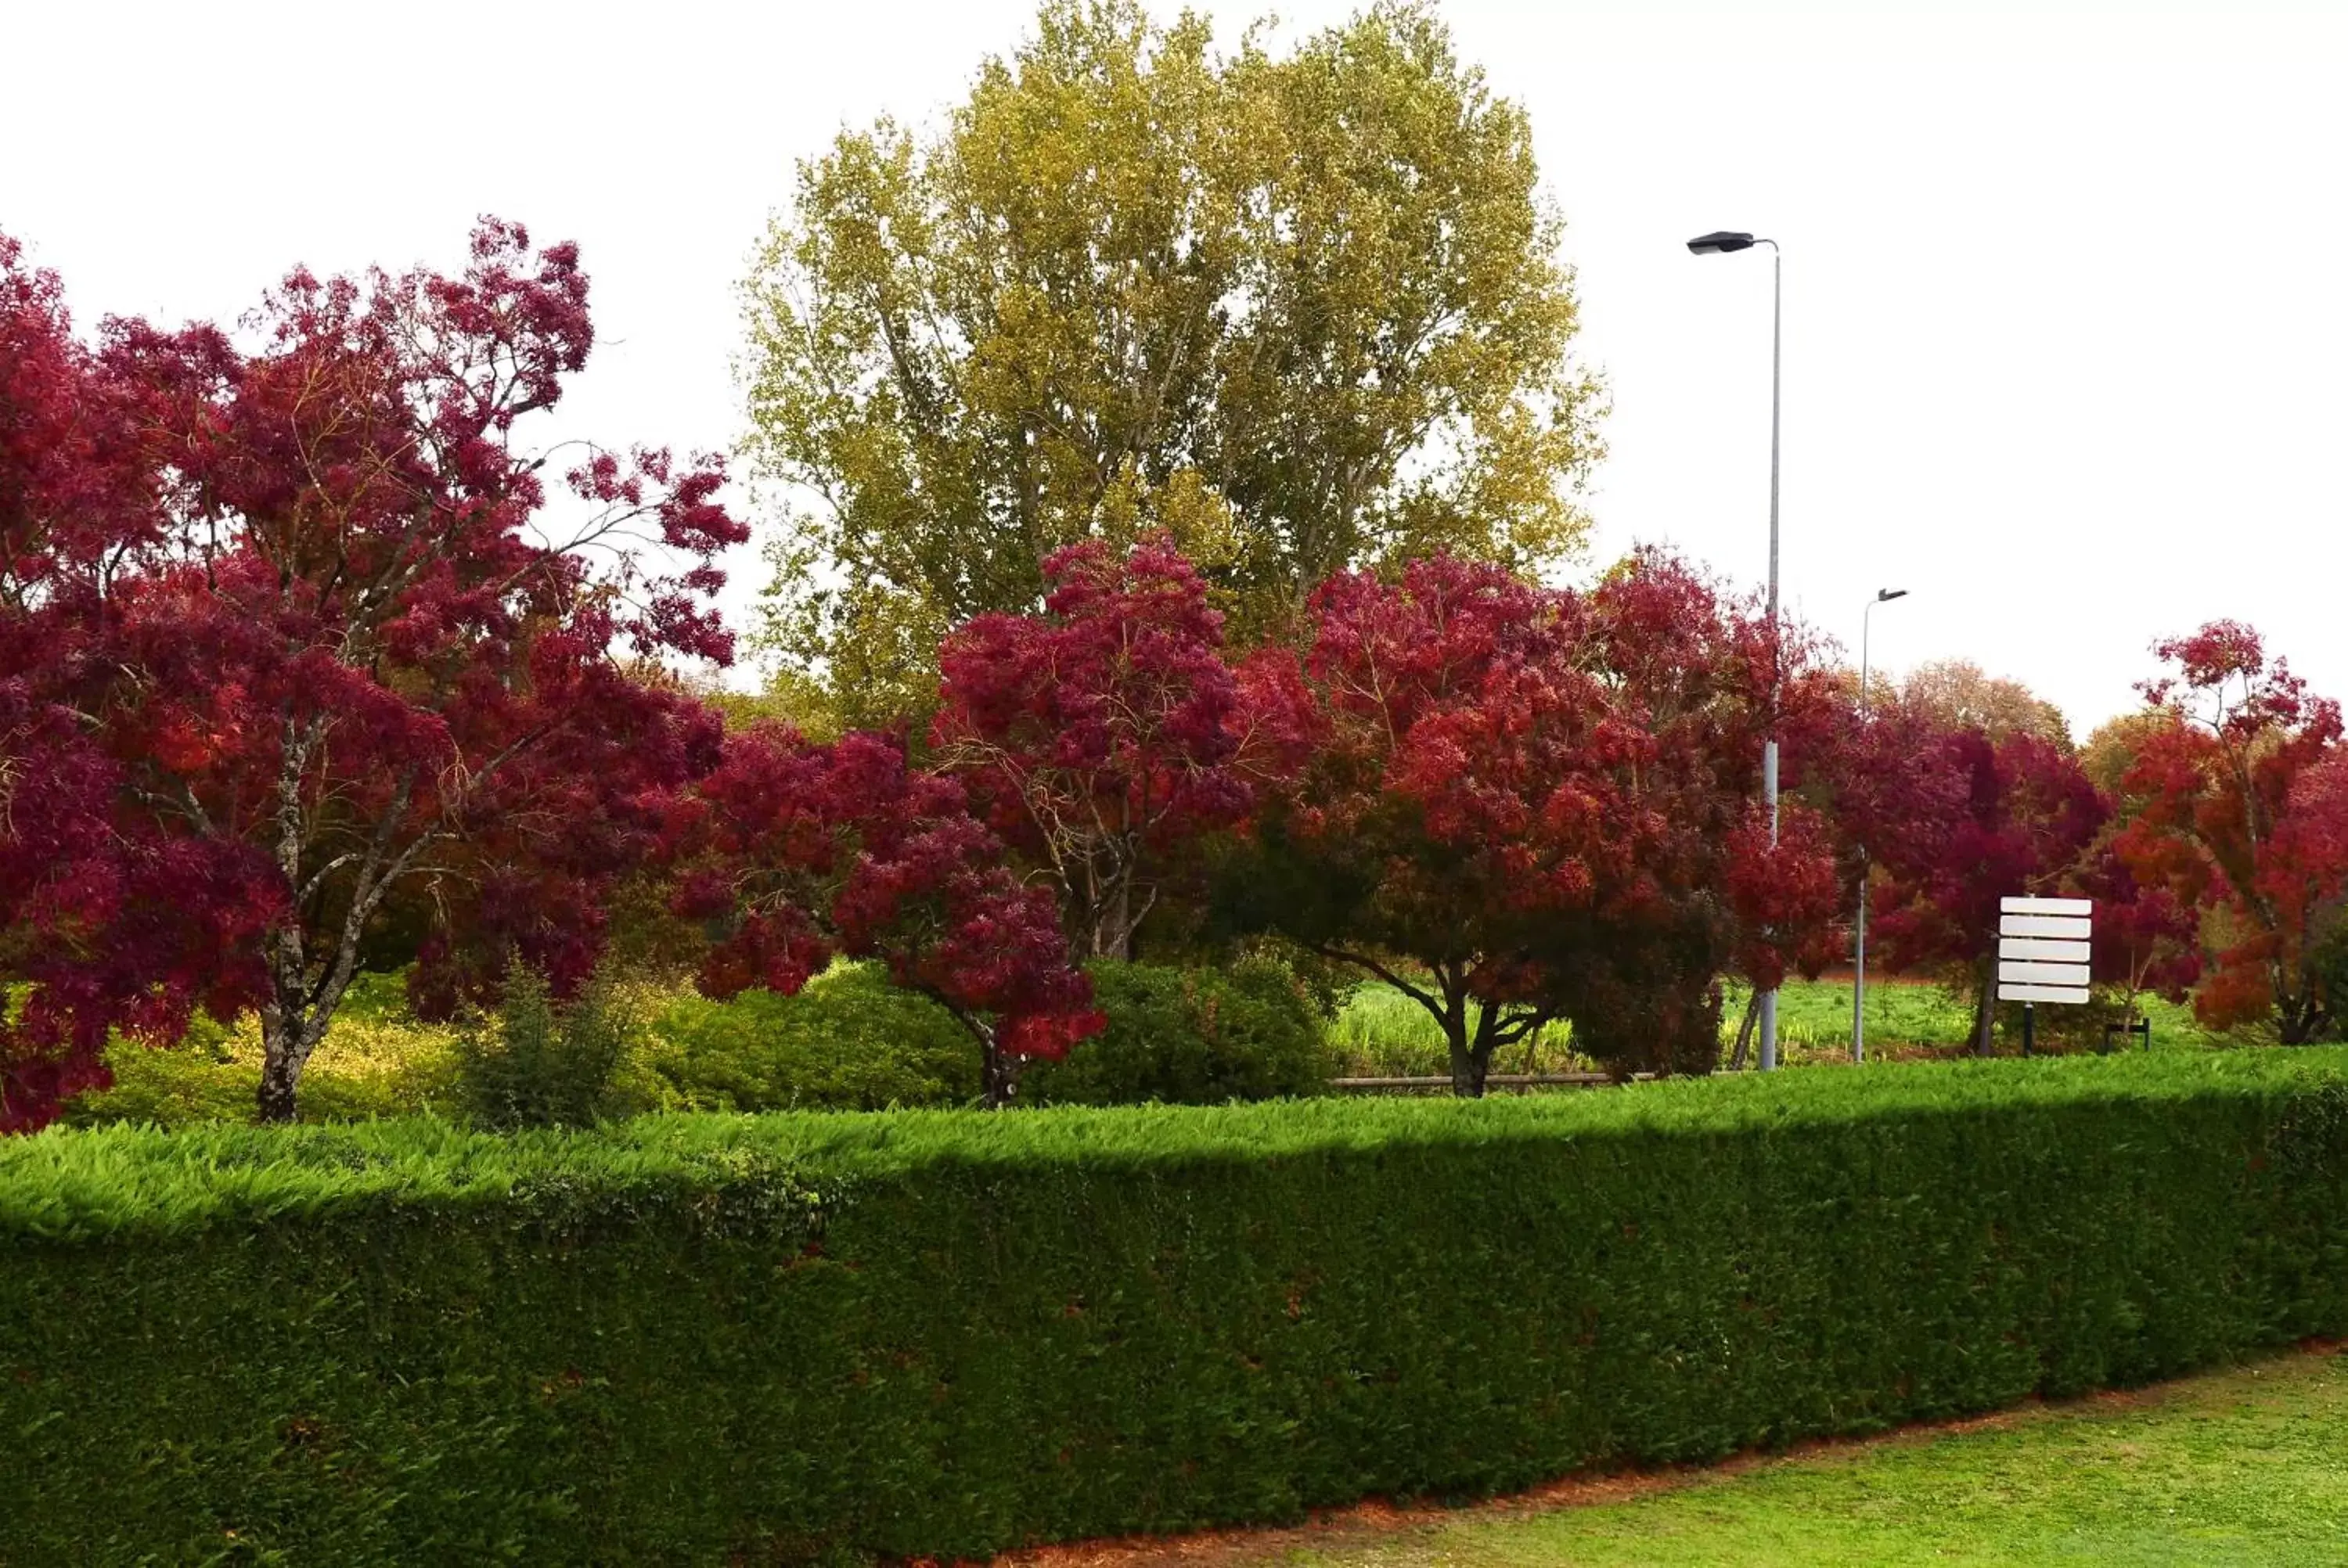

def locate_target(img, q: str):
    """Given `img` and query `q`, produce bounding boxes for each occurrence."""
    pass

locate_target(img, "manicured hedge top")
[11,1047,2347,1243]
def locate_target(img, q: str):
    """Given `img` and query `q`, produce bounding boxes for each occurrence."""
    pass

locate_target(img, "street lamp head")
[1687,230,1757,254]
[1876,588,1909,602]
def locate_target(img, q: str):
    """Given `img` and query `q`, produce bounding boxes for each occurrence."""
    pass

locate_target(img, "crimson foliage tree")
[0,221,746,1126]
[931,538,1273,960]
[2116,622,2346,1041]
[1861,722,2109,1052]
[2076,846,2202,1023]
[2,234,286,1127]
[668,725,1103,1106]
[1590,551,1848,1063]
[1222,551,1838,1092]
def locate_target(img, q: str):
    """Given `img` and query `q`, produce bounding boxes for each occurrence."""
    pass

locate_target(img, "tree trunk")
[1100,878,1133,962]
[1729,992,1759,1070]
[980,1033,1021,1109]
[256,1001,328,1124]
[2276,984,2326,1045]
[257,1045,301,1124]
[1086,867,1147,962]
[1447,1039,1489,1097]
[1972,971,1997,1057]
[1449,999,1500,1098]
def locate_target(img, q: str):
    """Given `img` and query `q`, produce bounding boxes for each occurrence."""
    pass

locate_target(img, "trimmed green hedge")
[3,1051,2347,1563]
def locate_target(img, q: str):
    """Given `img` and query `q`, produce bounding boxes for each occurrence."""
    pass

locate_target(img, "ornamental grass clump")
[453,967,630,1131]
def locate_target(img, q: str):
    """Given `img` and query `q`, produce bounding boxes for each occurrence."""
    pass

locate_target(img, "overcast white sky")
[6,1,2343,733]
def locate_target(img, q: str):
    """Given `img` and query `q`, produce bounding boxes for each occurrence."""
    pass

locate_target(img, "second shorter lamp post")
[1852,586,1908,1063]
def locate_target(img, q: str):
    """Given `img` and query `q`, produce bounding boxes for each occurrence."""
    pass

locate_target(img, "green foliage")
[1019,958,1334,1104]
[744,0,1602,721]
[57,973,2259,1139]
[58,998,461,1131]
[454,969,631,1131]
[3,1050,2346,1562]
[54,1031,261,1131]
[701,668,847,743]
[2309,913,2348,1043]
[628,962,981,1111]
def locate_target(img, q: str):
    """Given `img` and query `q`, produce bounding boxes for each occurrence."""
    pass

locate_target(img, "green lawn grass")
[1327,977,2240,1078]
[1259,1346,2348,1566]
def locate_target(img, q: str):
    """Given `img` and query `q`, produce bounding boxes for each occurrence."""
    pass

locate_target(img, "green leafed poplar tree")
[742,0,1604,724]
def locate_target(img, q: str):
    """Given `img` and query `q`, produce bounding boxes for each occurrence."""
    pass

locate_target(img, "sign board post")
[1997,896,2091,1055]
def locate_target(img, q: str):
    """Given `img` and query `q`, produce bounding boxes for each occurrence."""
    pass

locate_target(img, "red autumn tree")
[2115,622,2346,1041]
[1587,548,1849,1064]
[2,231,284,1127]
[931,537,1275,959]
[1221,551,1838,1092]
[0,685,286,1129]
[2074,845,2202,1027]
[0,221,747,1127]
[1863,723,2109,1052]
[1801,684,1968,1063]
[668,725,1103,1106]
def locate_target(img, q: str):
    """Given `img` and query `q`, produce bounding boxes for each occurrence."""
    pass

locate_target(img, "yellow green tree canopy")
[742,0,1604,723]
[1898,659,2075,753]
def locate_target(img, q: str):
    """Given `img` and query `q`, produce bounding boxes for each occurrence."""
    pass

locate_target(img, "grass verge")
[1007,1343,2348,1566]
[1326,978,2242,1079]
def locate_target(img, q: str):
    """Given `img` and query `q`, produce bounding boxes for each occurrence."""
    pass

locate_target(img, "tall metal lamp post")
[1852,586,1908,1063]
[1687,229,1784,1068]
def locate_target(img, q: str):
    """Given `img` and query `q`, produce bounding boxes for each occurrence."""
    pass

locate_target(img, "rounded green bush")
[628,962,981,1112]
[1020,957,1334,1106]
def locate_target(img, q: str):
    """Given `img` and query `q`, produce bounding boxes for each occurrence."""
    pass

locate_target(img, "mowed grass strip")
[1232,1344,2348,1567]
[1327,978,2240,1080]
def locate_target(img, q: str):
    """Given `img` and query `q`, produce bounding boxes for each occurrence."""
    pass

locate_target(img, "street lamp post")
[1853,587,1909,1063]
[1687,229,1784,1068]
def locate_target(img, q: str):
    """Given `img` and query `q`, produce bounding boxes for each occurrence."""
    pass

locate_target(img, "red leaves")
[1293,554,1610,873]
[0,219,748,1126]
[2077,847,2201,1005]
[1726,803,1843,993]
[1,237,160,592]
[1860,727,2109,984]
[2138,622,2307,738]
[670,725,1101,1099]
[10,217,2346,1124]
[932,537,1272,958]
[2116,623,2346,1039]
[1230,549,1830,1079]
[0,679,283,1128]
[2280,753,2348,897]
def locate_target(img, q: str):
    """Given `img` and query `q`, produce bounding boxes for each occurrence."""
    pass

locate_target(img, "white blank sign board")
[2000,960,2092,987]
[2002,897,2091,916]
[2001,914,2091,940]
[2001,984,2091,1005]
[1997,895,2090,1003]
[2000,937,2090,962]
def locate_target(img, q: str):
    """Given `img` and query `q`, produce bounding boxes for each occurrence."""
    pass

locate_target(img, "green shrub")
[2310,915,2348,1043]
[58,994,459,1130]
[454,969,629,1130]
[3,1049,2346,1563]
[1021,957,1334,1104]
[53,1035,261,1130]
[55,962,981,1129]
[628,961,980,1111]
